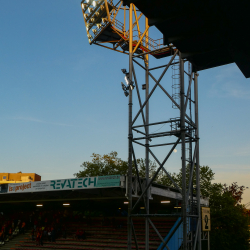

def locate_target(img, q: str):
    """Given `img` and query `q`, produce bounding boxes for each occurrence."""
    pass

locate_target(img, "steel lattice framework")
[81,1,205,249]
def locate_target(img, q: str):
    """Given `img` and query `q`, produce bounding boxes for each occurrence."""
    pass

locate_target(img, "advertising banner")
[7,175,121,194]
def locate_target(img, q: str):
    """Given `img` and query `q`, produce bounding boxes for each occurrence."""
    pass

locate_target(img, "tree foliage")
[74,151,158,178]
[210,182,250,250]
[157,164,219,197]
[74,151,128,177]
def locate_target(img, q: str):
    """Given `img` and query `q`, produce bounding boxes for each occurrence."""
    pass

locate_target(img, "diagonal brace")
[148,71,195,126]
[149,149,182,194]
[132,50,178,125]
[131,138,180,212]
[148,218,171,250]
[132,65,147,134]
[184,71,194,113]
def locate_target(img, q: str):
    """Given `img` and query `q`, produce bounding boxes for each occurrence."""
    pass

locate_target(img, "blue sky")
[0,1,250,203]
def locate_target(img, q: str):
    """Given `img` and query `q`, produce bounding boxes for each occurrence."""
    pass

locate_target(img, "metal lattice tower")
[80,1,202,249]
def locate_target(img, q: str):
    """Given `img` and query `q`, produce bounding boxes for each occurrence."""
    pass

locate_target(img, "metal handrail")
[133,30,165,51]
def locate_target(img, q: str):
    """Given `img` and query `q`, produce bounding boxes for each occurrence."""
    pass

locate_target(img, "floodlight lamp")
[81,3,88,10]
[90,17,95,23]
[94,11,100,17]
[86,23,90,29]
[88,7,94,13]
[92,29,97,34]
[102,18,107,23]
[84,13,89,18]
[96,23,102,29]
[92,1,97,7]
[124,75,129,85]
[124,75,134,90]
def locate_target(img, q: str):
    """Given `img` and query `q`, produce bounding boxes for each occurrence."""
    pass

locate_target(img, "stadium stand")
[0,210,176,249]
[0,175,209,249]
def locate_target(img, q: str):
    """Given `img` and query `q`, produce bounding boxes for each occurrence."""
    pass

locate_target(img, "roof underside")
[124,0,250,78]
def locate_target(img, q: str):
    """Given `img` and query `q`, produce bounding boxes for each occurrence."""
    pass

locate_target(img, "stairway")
[0,230,31,250]
[12,217,177,250]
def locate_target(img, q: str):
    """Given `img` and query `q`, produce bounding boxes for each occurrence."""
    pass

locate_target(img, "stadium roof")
[0,176,208,207]
[124,0,250,78]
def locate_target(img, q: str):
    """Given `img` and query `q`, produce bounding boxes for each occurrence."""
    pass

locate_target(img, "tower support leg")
[127,3,133,250]
[194,72,201,250]
[179,52,187,249]
[145,17,150,250]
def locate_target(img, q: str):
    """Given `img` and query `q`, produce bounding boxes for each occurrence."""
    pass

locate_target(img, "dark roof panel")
[124,0,250,78]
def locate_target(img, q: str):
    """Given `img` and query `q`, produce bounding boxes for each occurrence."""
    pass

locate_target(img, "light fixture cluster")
[121,69,134,97]
[81,0,107,44]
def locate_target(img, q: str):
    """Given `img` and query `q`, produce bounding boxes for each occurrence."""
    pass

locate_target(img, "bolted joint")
[128,134,133,139]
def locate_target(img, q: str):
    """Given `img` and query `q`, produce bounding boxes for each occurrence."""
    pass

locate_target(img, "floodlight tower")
[81,1,203,249]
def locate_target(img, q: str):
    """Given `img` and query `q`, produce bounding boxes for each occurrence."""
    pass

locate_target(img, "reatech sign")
[7,175,121,194]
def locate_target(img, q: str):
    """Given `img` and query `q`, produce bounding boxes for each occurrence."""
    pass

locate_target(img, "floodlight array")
[81,0,111,44]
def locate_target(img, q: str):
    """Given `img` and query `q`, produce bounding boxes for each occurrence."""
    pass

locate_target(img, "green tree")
[74,151,158,178]
[74,151,128,177]
[158,164,218,197]
[210,182,250,250]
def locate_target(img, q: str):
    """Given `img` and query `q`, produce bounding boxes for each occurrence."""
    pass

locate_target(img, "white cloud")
[212,163,250,171]
[7,116,75,127]
[209,64,250,99]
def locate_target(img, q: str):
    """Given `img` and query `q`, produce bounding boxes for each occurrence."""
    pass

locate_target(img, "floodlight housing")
[121,69,128,74]
[121,82,129,97]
